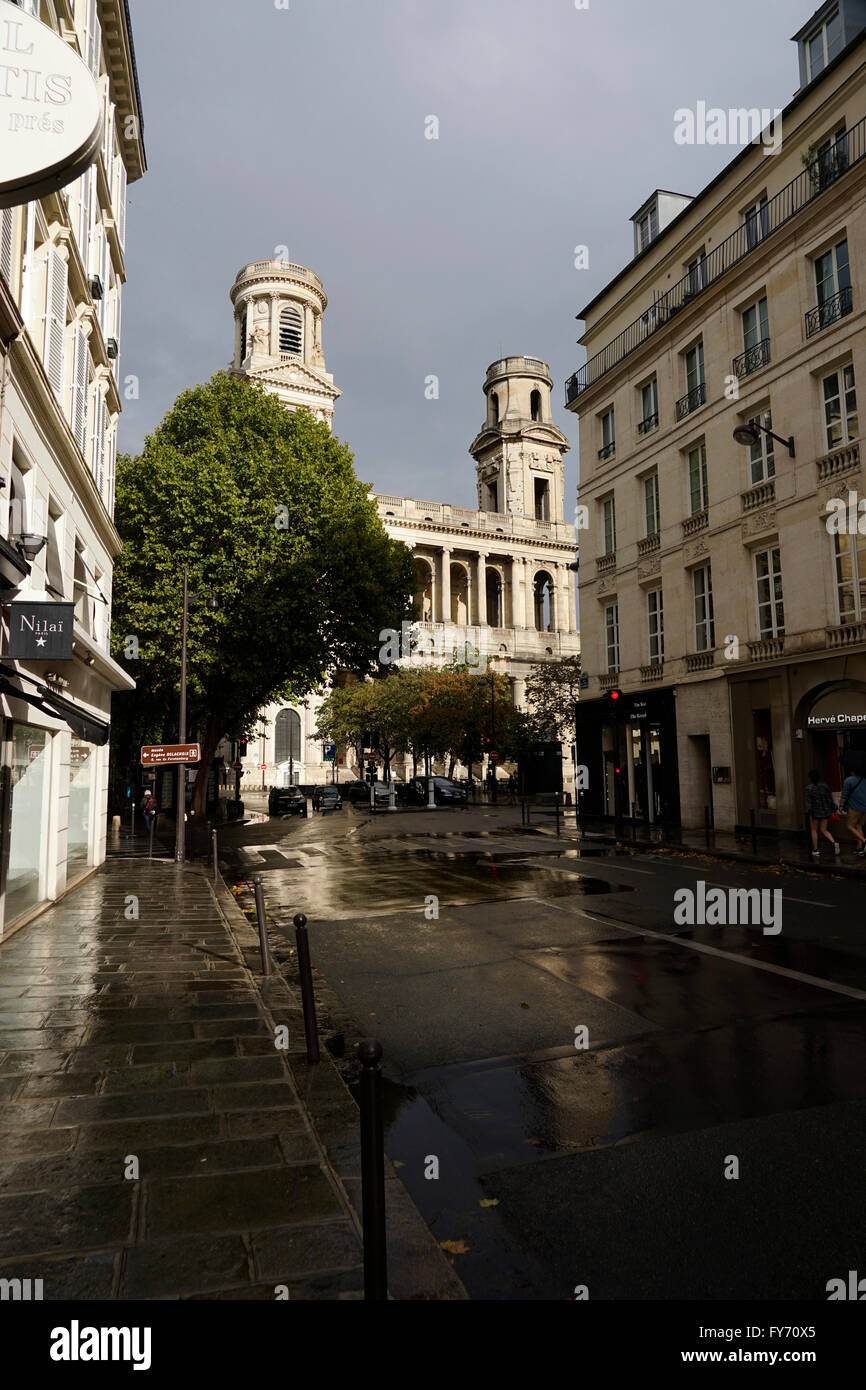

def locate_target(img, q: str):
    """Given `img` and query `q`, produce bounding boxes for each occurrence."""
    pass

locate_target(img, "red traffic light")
[604,687,624,705]
[610,690,621,700]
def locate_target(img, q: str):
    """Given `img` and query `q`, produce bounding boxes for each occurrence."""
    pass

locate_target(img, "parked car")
[312,785,343,812]
[343,780,371,805]
[268,786,307,818]
[407,776,468,806]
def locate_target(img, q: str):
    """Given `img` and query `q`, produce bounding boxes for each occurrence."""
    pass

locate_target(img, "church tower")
[469,356,569,521]
[229,259,341,427]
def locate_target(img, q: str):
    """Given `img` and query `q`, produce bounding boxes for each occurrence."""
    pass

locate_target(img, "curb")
[208,865,468,1301]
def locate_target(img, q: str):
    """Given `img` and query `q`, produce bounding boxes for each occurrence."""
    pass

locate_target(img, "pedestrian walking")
[142,789,158,836]
[804,770,839,860]
[839,768,866,857]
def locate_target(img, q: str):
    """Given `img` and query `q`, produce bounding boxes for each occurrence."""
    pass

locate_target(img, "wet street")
[222,800,866,1300]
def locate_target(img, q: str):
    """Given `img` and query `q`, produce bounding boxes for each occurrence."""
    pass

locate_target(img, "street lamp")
[175,568,218,864]
[489,666,497,804]
[732,420,795,458]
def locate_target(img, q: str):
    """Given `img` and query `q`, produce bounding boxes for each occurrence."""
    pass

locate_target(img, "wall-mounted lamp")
[14,533,48,561]
[733,421,795,458]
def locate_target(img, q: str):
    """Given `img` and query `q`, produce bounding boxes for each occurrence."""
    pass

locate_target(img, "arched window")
[531,389,542,422]
[486,570,503,627]
[279,305,303,355]
[534,571,554,632]
[414,558,434,621]
[275,708,302,764]
[490,391,500,425]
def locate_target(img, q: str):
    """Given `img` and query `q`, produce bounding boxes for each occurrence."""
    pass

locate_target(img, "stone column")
[303,303,314,362]
[524,559,536,630]
[441,549,451,623]
[477,553,487,625]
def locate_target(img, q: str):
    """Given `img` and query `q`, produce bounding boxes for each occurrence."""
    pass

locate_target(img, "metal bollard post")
[148,813,155,861]
[293,913,320,1064]
[359,1039,388,1301]
[750,808,758,855]
[251,875,271,977]
[555,792,561,838]
[212,828,219,881]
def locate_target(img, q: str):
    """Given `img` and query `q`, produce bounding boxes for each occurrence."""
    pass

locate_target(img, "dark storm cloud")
[120,0,810,511]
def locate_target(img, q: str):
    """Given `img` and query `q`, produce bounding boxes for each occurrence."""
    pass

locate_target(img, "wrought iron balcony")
[565,117,865,405]
[732,337,771,378]
[675,382,706,422]
[805,286,853,339]
[637,412,659,435]
[597,441,616,461]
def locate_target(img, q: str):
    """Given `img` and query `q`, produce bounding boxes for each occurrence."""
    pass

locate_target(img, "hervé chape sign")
[7,600,75,659]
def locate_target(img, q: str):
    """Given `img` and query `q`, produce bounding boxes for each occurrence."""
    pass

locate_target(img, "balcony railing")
[637,412,659,435]
[826,622,866,649]
[565,118,866,404]
[686,651,715,672]
[600,671,621,691]
[597,551,617,573]
[816,441,860,482]
[749,637,785,662]
[732,337,771,378]
[741,480,776,512]
[682,508,708,537]
[805,285,854,339]
[637,533,660,556]
[675,381,706,422]
[598,441,616,461]
[640,661,664,682]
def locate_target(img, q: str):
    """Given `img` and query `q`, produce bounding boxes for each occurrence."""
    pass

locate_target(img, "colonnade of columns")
[414,548,576,634]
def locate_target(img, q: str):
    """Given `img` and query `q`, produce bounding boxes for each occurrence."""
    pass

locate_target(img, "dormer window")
[806,7,843,81]
[279,305,303,355]
[637,205,658,252]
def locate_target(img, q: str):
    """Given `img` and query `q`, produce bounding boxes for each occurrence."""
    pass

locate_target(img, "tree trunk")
[448,755,456,780]
[191,713,220,821]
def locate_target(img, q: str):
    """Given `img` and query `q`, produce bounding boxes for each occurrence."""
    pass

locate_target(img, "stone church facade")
[224,259,580,788]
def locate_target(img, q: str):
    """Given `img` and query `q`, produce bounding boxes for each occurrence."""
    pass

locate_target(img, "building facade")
[566,2,866,834]
[225,261,580,789]
[0,0,145,935]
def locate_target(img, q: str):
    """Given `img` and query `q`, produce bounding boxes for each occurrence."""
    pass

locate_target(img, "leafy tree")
[522,654,582,744]
[110,372,415,818]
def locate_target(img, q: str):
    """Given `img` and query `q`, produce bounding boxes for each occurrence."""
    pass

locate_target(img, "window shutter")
[100,235,110,332]
[86,0,101,78]
[115,158,127,247]
[92,390,106,494]
[77,168,92,264]
[0,208,13,286]
[46,515,66,597]
[72,328,89,453]
[105,420,117,515]
[44,248,68,399]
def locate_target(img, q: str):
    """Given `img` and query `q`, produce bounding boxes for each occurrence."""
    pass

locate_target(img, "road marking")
[580,908,866,1002]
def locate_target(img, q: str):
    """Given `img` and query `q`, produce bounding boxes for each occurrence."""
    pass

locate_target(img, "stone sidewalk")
[0,856,465,1300]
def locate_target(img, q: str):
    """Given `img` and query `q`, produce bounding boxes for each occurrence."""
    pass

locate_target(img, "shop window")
[68,740,95,878]
[5,724,51,923]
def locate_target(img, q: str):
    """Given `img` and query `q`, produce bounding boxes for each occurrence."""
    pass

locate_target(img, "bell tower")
[229,259,341,427]
[469,356,569,521]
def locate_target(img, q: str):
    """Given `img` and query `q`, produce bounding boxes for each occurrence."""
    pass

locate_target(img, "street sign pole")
[175,567,189,865]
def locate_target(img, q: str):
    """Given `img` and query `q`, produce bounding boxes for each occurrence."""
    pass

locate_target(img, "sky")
[120,0,813,514]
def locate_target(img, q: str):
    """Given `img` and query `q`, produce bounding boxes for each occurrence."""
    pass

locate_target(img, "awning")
[0,664,110,746]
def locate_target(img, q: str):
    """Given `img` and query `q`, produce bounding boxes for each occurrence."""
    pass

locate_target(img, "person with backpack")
[805,770,839,860]
[839,768,866,858]
[142,788,158,835]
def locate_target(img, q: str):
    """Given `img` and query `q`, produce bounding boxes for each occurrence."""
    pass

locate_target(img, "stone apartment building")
[0,0,146,935]
[567,0,866,834]
[225,260,580,790]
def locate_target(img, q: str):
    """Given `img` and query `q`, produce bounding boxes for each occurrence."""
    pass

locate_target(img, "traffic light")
[238,739,248,756]
[604,688,623,706]
[483,736,492,753]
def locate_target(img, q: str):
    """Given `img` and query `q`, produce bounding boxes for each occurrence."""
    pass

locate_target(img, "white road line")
[579,908,866,1002]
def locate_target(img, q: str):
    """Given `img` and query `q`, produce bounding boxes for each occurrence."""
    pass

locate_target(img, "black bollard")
[293,914,320,1064]
[252,875,271,977]
[359,1038,388,1301]
[212,828,219,881]
[555,792,561,838]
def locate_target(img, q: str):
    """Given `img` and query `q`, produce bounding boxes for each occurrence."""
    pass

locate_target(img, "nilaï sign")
[0,1,102,210]
[7,599,74,658]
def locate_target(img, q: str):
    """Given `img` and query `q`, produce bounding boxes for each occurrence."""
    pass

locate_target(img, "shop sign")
[7,599,74,658]
[807,713,866,728]
[0,1,103,209]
